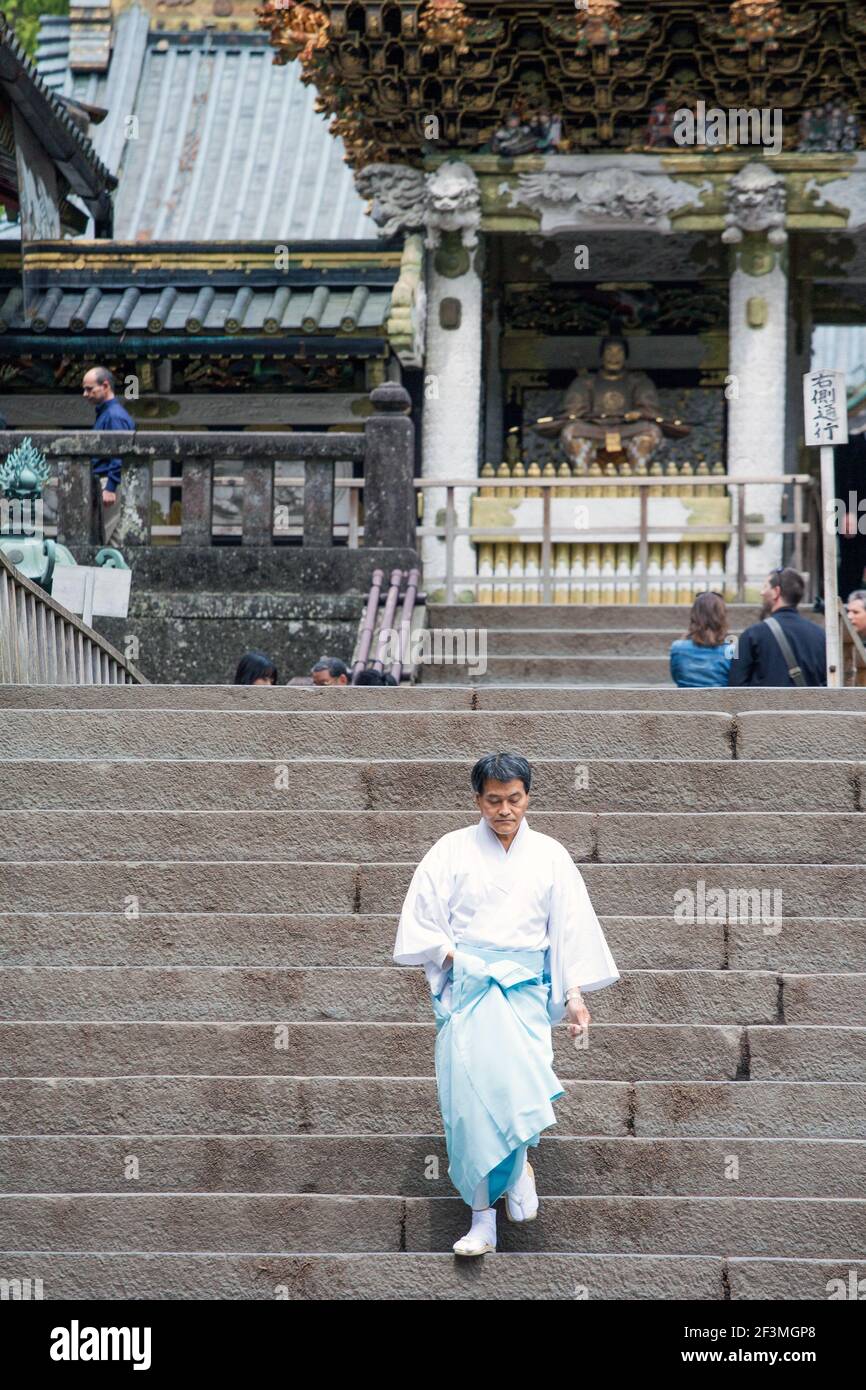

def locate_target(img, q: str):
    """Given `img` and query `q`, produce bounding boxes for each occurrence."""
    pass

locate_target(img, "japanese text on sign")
[803,369,849,447]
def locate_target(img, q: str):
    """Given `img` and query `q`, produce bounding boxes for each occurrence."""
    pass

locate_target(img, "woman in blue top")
[669,592,733,687]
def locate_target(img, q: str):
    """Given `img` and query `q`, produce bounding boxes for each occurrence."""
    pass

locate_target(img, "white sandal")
[504,1160,538,1223]
[453,1209,496,1256]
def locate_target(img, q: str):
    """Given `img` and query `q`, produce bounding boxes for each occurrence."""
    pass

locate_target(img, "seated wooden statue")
[534,335,688,472]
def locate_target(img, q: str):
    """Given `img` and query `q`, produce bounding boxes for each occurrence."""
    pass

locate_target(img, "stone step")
[0,1251,854,1300]
[1,684,862,711]
[6,707,856,760]
[0,913,862,973]
[0,758,858,813]
[468,629,694,656]
[2,860,860,915]
[2,1076,864,1139]
[0,708,739,760]
[0,1192,862,1257]
[0,967,790,1024]
[2,1021,863,1082]
[427,604,772,631]
[422,654,673,683]
[0,969,857,1032]
[1,1135,863,1198]
[3,808,863,864]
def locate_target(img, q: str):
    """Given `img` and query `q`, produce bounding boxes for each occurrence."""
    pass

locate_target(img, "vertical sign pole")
[820,444,842,687]
[82,569,96,628]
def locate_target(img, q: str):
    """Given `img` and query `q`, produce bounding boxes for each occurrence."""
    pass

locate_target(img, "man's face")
[82,371,112,404]
[475,777,529,844]
[848,599,866,637]
[312,669,347,686]
[601,341,626,374]
[760,574,782,615]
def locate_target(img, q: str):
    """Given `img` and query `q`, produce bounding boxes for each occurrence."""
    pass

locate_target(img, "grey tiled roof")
[0,280,392,337]
[35,9,375,242]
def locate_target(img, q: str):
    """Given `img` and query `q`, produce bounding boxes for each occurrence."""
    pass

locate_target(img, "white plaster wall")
[727,258,787,587]
[421,247,483,595]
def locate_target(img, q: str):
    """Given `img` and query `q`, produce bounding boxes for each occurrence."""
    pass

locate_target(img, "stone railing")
[0,548,147,684]
[0,383,416,552]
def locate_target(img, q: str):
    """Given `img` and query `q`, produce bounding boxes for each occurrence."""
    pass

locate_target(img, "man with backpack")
[728,567,826,687]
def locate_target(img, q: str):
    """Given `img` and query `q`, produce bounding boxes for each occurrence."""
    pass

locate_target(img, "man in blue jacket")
[82,366,135,543]
[728,567,826,686]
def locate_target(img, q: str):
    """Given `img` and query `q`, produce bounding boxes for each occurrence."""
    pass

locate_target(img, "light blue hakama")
[431,939,564,1209]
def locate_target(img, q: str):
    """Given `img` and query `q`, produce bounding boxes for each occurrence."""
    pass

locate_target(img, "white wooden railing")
[0,549,147,685]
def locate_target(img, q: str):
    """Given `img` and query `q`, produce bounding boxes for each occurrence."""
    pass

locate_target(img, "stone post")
[363,382,415,550]
[722,164,788,595]
[421,231,483,599]
[56,456,92,550]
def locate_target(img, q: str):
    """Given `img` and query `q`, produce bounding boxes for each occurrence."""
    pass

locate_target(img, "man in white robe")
[393,751,619,1256]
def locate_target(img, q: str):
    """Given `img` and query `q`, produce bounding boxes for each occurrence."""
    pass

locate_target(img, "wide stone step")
[4,707,862,760]
[1,758,857,814]
[4,809,863,864]
[2,913,862,974]
[427,604,768,631]
[0,967,787,1024]
[0,1193,862,1257]
[1,1135,863,1198]
[1,684,862,711]
[2,1077,864,1138]
[422,654,673,683]
[3,861,863,915]
[0,708,736,760]
[0,1251,859,1300]
[3,1021,863,1082]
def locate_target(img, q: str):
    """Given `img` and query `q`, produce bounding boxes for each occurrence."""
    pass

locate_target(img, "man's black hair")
[470,751,532,795]
[768,567,805,609]
[311,657,349,678]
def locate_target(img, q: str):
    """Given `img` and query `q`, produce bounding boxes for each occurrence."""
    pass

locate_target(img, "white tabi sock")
[453,1205,497,1255]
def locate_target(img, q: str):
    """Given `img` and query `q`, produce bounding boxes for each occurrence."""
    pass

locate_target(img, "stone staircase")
[0,681,864,1300]
[423,603,823,685]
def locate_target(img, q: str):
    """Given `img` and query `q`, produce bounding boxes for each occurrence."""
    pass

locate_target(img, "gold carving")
[419,0,470,55]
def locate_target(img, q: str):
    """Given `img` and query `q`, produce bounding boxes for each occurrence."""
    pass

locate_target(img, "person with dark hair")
[669,591,733,687]
[728,567,826,687]
[394,750,619,1257]
[82,366,135,544]
[354,669,398,685]
[310,657,349,686]
[846,589,866,641]
[233,651,278,685]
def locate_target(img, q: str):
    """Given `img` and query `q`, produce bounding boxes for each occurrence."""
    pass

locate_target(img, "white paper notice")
[803,369,848,447]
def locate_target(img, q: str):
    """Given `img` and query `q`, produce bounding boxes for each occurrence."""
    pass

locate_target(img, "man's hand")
[102,490,117,505]
[565,996,591,1038]
[623,410,641,422]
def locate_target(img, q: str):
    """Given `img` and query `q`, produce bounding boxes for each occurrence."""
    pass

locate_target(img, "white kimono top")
[393,816,619,1020]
